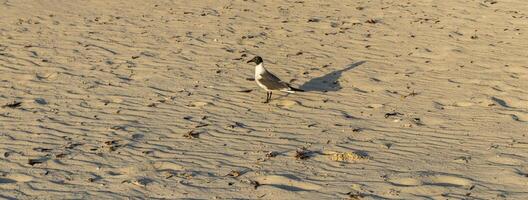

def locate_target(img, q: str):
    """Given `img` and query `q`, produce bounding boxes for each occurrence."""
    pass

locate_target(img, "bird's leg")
[263,91,270,103]
[269,91,273,102]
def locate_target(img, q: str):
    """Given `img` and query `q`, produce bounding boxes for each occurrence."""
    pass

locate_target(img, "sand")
[0,0,527,199]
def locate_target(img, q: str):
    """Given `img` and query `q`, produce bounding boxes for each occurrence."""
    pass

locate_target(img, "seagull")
[247,56,303,103]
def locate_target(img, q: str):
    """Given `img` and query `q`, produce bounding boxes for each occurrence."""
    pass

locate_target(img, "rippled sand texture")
[1,0,527,199]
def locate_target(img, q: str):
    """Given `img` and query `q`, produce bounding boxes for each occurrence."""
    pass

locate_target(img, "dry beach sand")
[0,0,527,199]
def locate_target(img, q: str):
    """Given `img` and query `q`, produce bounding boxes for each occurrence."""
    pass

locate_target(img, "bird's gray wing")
[258,70,290,90]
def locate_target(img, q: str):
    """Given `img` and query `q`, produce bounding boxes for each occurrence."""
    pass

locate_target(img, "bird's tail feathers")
[289,86,304,92]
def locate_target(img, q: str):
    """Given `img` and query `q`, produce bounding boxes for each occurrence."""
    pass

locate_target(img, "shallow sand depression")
[0,0,527,199]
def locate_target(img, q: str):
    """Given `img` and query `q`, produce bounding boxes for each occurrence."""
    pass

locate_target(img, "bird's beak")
[247,59,254,64]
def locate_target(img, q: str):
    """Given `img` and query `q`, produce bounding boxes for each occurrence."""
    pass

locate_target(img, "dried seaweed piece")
[295,148,311,160]
[346,191,365,200]
[250,180,260,189]
[384,112,403,118]
[2,101,22,108]
[265,151,278,158]
[183,130,200,139]
[226,170,241,177]
[194,123,209,128]
[33,147,52,152]
[365,19,378,24]
[330,152,369,162]
[307,18,320,22]
[28,157,49,166]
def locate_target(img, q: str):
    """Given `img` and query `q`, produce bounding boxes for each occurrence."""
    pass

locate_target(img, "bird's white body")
[254,63,269,91]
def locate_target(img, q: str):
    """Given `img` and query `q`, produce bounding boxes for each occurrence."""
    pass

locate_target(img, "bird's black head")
[247,56,263,65]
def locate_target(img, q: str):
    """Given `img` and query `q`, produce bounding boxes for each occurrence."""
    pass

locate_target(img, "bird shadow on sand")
[299,61,366,92]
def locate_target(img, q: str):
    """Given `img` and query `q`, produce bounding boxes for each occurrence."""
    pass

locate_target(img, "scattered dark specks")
[295,148,311,160]
[131,55,140,59]
[307,123,317,128]
[384,143,393,149]
[384,112,404,118]
[104,140,118,146]
[454,156,471,163]
[488,144,499,150]
[402,90,419,98]
[356,7,364,10]
[346,191,365,199]
[183,116,192,121]
[2,101,22,108]
[246,77,255,81]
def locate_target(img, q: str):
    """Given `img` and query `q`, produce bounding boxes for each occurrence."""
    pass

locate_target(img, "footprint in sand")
[0,178,17,184]
[274,100,300,108]
[453,101,474,107]
[254,175,321,191]
[366,103,384,109]
[36,72,59,81]
[487,153,525,166]
[153,161,185,172]
[388,177,422,186]
[0,174,33,184]
[388,173,471,188]
[188,101,212,108]
[424,175,472,187]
